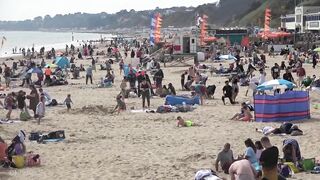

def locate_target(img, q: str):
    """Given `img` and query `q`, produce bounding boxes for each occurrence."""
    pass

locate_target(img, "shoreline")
[0,31,115,58]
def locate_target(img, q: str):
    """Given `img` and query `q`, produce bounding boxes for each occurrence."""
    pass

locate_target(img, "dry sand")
[0,46,320,180]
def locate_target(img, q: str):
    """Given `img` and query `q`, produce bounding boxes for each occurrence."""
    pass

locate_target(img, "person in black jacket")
[246,59,256,78]
[222,81,234,105]
[154,68,164,89]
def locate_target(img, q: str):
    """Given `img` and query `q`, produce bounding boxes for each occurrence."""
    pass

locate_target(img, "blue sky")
[0,0,218,21]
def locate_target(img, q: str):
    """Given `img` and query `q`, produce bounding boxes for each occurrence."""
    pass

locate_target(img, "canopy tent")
[55,57,70,68]
[257,79,296,91]
[254,91,310,122]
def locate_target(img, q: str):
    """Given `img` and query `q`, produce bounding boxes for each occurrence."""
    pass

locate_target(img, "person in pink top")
[229,159,257,180]
[0,136,8,163]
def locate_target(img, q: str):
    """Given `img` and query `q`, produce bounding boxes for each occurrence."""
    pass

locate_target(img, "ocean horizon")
[0,31,113,57]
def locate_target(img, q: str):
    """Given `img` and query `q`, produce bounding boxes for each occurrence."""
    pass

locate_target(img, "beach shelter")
[55,57,70,68]
[254,91,310,122]
[257,79,296,91]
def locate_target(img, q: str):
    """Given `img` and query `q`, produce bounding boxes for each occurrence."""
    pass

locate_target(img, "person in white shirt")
[39,88,52,105]
[258,69,266,85]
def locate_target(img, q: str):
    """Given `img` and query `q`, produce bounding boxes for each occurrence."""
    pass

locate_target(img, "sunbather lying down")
[176,116,200,127]
[256,123,303,136]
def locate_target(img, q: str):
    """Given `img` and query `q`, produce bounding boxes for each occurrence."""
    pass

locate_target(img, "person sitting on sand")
[239,138,260,171]
[160,85,169,98]
[255,141,263,160]
[282,139,302,165]
[228,159,257,180]
[113,93,126,113]
[176,116,199,127]
[230,102,247,120]
[0,136,8,165]
[4,130,26,168]
[215,143,234,174]
[238,106,253,122]
[168,83,176,95]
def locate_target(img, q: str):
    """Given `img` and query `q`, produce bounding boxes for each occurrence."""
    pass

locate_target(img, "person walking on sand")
[119,59,124,75]
[86,65,93,84]
[4,93,14,120]
[64,94,73,112]
[36,96,45,125]
[3,64,11,88]
[44,66,52,85]
[26,85,39,118]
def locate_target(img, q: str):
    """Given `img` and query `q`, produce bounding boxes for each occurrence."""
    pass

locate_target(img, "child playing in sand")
[36,96,45,125]
[113,93,126,113]
[64,94,73,112]
[176,116,199,127]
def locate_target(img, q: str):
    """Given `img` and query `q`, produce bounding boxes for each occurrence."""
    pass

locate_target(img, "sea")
[0,31,112,57]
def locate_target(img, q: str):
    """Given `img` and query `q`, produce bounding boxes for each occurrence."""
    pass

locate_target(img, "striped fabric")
[254,91,311,122]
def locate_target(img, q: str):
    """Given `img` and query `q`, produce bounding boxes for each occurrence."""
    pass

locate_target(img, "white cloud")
[0,0,217,21]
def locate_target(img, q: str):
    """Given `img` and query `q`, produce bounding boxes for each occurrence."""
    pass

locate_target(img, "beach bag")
[279,165,291,178]
[284,162,299,173]
[20,111,31,121]
[29,132,41,141]
[12,155,25,168]
[302,158,315,171]
[50,99,58,106]
[46,130,65,140]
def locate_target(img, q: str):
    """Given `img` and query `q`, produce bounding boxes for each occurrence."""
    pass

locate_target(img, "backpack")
[50,99,58,106]
[20,111,31,121]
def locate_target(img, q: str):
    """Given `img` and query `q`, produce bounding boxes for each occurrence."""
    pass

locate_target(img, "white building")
[281,6,320,33]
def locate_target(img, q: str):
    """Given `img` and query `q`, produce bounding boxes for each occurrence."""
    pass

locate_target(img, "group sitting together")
[0,131,40,169]
[215,137,306,180]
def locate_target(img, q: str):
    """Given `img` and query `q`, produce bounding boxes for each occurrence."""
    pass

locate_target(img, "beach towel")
[0,119,22,124]
[195,169,221,180]
[42,139,64,143]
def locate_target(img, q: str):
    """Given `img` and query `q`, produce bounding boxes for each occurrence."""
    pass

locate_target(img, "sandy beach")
[0,43,320,180]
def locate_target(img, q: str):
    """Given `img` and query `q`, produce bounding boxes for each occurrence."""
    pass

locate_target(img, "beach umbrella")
[27,67,42,74]
[219,54,237,60]
[257,79,296,91]
[313,47,320,52]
